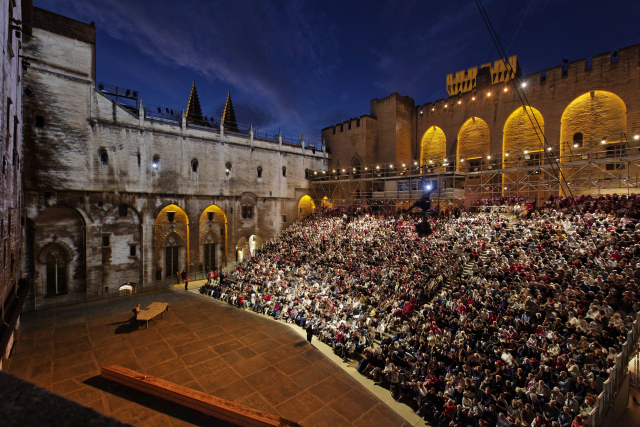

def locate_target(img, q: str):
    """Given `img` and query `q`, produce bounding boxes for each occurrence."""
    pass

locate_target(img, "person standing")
[306,323,313,343]
[184,275,189,290]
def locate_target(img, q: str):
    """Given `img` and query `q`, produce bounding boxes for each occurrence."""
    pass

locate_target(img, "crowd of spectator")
[199,193,640,427]
[474,196,532,207]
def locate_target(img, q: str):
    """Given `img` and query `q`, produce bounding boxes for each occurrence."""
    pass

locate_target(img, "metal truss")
[309,134,640,208]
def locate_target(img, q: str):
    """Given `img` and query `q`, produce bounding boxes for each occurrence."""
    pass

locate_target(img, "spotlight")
[635,134,640,140]
[503,87,508,92]
[420,109,423,115]
[487,155,491,159]
[314,171,317,175]
[152,163,158,169]
[487,92,491,97]
[431,108,435,111]
[429,160,433,164]
[322,171,326,174]
[504,187,508,190]
[342,169,345,172]
[376,165,380,169]
[389,164,393,168]
[413,161,417,165]
[505,152,509,157]
[472,96,476,101]
[402,163,405,167]
[547,147,552,151]
[524,150,528,154]
[458,100,461,104]
[332,170,336,173]
[353,168,356,171]
[426,184,432,190]
[574,144,579,148]
[521,82,527,88]
[601,138,606,144]
[460,158,464,162]
[444,104,448,108]
[364,167,368,170]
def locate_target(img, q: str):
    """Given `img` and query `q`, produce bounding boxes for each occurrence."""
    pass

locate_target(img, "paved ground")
[4,288,411,427]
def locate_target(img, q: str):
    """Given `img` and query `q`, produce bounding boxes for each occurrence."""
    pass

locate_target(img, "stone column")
[138,99,144,128]
[181,108,187,136]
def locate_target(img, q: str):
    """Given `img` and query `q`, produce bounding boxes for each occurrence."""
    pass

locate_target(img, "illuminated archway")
[457,117,490,170]
[199,205,227,269]
[154,204,189,279]
[503,106,545,164]
[321,196,333,208]
[298,195,315,220]
[560,91,626,154]
[420,126,446,167]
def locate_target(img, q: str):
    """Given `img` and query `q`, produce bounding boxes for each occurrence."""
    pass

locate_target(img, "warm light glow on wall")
[560,90,626,159]
[457,116,490,172]
[420,126,446,169]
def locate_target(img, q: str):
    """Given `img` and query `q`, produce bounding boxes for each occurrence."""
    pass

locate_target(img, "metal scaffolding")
[309,134,640,209]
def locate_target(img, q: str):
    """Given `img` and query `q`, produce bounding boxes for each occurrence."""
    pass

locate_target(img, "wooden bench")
[101,364,300,427]
[136,301,170,329]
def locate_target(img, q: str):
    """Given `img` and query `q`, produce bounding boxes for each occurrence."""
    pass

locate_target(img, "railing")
[143,103,182,122]
[587,312,640,427]
[309,133,640,181]
[96,82,139,110]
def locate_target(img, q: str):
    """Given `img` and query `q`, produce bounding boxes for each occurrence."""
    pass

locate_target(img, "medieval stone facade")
[21,8,327,310]
[0,0,25,365]
[321,48,640,205]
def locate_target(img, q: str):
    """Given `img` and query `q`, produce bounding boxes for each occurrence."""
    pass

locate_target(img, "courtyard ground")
[3,288,412,427]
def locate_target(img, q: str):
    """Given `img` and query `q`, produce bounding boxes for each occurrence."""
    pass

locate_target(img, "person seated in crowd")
[206,200,639,427]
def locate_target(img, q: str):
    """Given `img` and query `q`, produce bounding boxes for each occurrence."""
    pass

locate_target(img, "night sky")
[37,0,640,144]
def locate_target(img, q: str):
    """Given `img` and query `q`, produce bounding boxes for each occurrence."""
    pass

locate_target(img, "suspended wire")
[473,0,573,199]
[505,0,534,55]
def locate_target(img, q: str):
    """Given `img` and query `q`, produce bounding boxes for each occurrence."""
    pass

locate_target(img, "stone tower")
[186,80,204,124]
[222,91,239,133]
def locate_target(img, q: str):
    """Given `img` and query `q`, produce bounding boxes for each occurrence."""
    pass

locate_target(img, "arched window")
[257,166,262,178]
[573,132,584,148]
[45,246,68,295]
[282,166,287,177]
[99,149,108,165]
[35,112,44,128]
[191,158,199,173]
[164,233,181,278]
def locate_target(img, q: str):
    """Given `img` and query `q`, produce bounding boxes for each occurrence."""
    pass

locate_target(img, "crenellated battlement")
[321,114,375,133]
[446,55,518,96]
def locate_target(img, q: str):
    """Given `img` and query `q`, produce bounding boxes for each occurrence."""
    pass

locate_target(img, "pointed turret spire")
[186,80,203,124]
[221,91,238,133]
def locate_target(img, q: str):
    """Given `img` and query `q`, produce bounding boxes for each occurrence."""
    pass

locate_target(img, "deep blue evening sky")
[38,0,640,144]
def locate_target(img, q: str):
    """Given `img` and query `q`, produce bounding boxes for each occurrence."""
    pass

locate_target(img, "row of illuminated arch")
[420,90,630,168]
